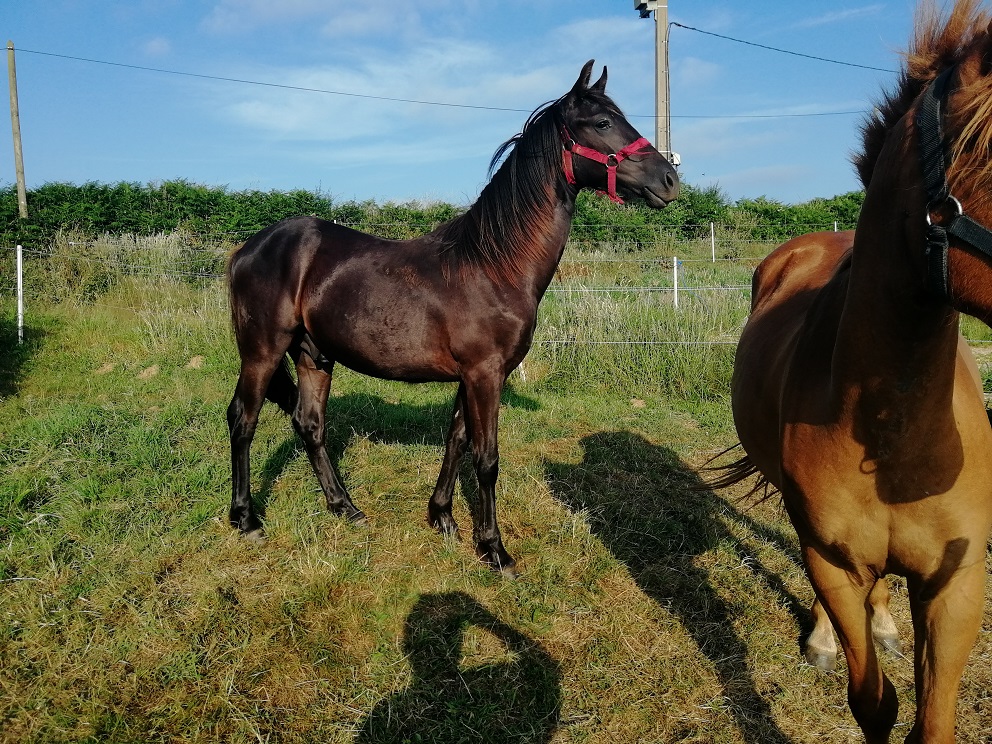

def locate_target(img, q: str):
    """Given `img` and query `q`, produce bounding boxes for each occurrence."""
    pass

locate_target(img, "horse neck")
[834,140,961,419]
[447,146,577,296]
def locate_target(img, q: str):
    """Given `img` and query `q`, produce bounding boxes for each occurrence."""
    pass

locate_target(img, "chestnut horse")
[718,2,992,741]
[226,61,679,575]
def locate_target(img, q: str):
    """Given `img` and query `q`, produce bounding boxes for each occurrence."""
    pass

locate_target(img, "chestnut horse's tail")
[226,241,299,417]
[696,443,778,502]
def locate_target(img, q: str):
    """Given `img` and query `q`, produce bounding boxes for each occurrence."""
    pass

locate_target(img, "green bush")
[0,179,864,249]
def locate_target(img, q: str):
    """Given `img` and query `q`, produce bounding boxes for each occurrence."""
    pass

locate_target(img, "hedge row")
[0,179,864,248]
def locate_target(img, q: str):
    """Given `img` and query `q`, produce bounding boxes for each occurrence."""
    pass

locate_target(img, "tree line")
[0,179,865,248]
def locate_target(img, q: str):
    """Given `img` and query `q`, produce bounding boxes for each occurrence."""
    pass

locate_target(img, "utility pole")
[7,40,28,218]
[634,2,677,166]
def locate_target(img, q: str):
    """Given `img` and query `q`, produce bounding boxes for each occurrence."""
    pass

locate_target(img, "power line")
[16,48,536,114]
[671,22,898,74]
[17,46,869,121]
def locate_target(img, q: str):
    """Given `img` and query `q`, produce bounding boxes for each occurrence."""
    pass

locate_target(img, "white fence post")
[16,244,24,344]
[673,255,679,309]
[834,221,838,232]
[710,222,715,262]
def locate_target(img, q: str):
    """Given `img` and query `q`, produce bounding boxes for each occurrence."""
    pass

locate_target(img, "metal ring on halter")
[606,154,619,167]
[926,194,963,226]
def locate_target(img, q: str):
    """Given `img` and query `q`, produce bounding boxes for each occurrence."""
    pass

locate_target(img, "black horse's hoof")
[478,547,519,579]
[428,511,460,538]
[348,510,369,527]
[242,528,266,544]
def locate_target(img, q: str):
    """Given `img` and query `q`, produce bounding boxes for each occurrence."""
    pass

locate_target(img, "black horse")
[226,60,679,574]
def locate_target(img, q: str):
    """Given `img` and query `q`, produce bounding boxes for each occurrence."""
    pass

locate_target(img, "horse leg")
[291,353,366,523]
[904,560,986,744]
[463,367,516,576]
[805,597,839,671]
[807,579,900,671]
[804,548,898,744]
[868,578,902,657]
[227,355,285,536]
[427,383,468,537]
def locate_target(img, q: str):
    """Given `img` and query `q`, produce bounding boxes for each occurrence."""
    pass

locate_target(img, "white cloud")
[142,37,171,57]
[791,5,885,30]
[200,0,332,33]
[201,0,462,37]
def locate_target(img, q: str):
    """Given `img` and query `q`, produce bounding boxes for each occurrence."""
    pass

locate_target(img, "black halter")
[915,66,992,300]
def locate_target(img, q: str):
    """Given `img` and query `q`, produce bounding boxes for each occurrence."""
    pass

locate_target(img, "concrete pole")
[7,41,28,218]
[654,3,671,161]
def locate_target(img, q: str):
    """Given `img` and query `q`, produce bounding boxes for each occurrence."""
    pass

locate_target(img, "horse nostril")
[664,169,678,192]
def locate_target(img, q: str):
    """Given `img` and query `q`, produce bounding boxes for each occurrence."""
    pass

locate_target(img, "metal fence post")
[16,244,24,343]
[672,255,679,309]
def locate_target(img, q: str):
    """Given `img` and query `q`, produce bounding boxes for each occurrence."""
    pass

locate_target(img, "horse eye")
[595,119,612,130]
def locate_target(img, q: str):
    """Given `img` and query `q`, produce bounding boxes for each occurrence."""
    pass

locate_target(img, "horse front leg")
[427,383,468,537]
[463,368,517,577]
[804,547,898,744]
[905,557,986,744]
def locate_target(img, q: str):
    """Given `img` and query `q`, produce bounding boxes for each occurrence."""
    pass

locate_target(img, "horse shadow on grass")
[0,312,44,399]
[545,430,813,744]
[354,591,561,743]
[251,383,539,523]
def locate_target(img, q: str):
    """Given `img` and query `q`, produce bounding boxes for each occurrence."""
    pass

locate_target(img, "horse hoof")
[243,528,266,544]
[479,549,519,578]
[348,510,369,527]
[498,562,520,580]
[429,513,460,538]
[876,635,903,658]
[804,647,837,672]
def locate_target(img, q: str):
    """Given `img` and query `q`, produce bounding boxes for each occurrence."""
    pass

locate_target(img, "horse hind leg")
[806,579,901,671]
[805,597,839,671]
[868,579,902,657]
[228,352,288,537]
[290,349,366,524]
[427,383,469,537]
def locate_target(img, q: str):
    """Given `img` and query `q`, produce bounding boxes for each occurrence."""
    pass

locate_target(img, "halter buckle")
[926,194,963,227]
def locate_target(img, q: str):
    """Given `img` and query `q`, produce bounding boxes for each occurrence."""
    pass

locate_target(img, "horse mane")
[434,88,622,285]
[855,0,992,194]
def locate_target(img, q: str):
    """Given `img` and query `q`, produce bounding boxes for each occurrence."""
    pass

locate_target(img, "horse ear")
[571,60,596,96]
[590,65,608,94]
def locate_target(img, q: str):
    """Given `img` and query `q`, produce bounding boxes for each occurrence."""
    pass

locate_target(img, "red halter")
[561,126,653,204]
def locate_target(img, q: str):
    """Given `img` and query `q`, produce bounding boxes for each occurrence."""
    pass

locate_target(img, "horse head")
[860,4,992,321]
[559,59,679,208]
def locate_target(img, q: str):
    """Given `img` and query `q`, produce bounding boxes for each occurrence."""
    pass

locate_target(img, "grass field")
[1,234,991,743]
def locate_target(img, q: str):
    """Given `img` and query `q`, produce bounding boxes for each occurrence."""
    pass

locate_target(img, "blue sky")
[4,1,916,206]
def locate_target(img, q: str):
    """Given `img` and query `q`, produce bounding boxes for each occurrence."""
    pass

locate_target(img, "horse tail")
[695,443,778,503]
[225,242,249,347]
[226,238,299,417]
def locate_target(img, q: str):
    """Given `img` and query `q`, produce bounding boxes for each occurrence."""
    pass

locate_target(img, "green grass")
[1,237,991,743]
